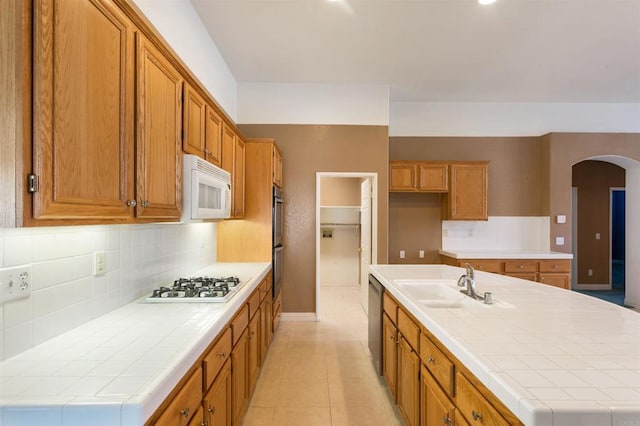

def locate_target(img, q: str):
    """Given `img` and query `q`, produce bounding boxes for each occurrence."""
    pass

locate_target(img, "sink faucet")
[457,263,479,299]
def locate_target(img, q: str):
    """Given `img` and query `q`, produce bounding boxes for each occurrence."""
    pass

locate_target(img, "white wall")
[390,102,640,136]
[238,83,389,125]
[132,0,238,120]
[0,223,217,360]
[625,168,640,308]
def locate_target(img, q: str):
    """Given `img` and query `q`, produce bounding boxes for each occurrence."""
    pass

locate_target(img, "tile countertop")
[0,262,271,426]
[439,250,574,259]
[370,264,640,426]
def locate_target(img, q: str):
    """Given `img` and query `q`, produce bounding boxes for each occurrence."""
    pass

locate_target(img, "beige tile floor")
[243,285,403,426]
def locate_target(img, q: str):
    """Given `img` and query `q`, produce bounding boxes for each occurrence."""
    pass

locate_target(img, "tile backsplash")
[0,222,217,361]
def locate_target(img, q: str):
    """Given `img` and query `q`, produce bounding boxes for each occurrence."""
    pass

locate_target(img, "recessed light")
[479,0,496,4]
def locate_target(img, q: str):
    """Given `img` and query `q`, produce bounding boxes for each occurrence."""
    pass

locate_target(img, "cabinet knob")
[180,408,190,418]
[427,355,435,364]
[218,351,226,358]
[126,200,137,207]
[442,414,453,425]
[142,200,150,208]
[553,264,559,269]
[519,265,524,269]
[472,410,482,421]
[208,405,215,414]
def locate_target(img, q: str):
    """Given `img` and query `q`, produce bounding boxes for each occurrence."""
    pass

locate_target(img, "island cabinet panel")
[383,291,399,324]
[398,308,420,350]
[247,310,261,393]
[456,372,509,426]
[421,366,456,426]
[32,0,135,220]
[135,34,183,220]
[203,359,231,426]
[398,335,420,426]
[231,328,249,425]
[154,367,203,426]
[443,162,488,221]
[382,313,398,402]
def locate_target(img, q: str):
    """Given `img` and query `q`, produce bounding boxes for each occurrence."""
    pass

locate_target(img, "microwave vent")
[192,156,230,182]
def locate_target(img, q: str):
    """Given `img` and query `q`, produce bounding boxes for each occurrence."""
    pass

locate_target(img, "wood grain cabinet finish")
[273,145,283,188]
[421,366,456,426]
[204,106,223,167]
[420,333,454,397]
[389,161,448,193]
[203,359,232,426]
[154,368,203,426]
[382,313,398,402]
[203,328,232,391]
[247,312,260,393]
[231,328,248,426]
[182,82,206,158]
[221,123,245,218]
[135,34,183,220]
[456,372,509,426]
[443,163,488,221]
[32,0,135,220]
[398,335,420,426]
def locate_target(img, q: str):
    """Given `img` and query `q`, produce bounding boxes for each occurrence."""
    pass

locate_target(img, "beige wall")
[572,160,625,284]
[239,124,389,313]
[320,177,361,206]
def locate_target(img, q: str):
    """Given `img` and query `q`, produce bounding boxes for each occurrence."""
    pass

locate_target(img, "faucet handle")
[465,263,475,279]
[457,275,467,287]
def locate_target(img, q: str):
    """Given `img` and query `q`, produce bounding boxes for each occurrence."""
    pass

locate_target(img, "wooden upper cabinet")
[32,0,135,219]
[182,82,206,157]
[443,162,488,220]
[205,106,223,167]
[136,34,183,220]
[273,145,283,188]
[389,161,448,192]
[221,123,245,219]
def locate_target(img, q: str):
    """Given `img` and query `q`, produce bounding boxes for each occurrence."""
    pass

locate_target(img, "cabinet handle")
[472,410,482,421]
[519,264,524,269]
[218,351,226,358]
[141,200,150,208]
[553,264,559,269]
[442,414,453,425]
[208,405,215,414]
[126,200,137,207]
[180,408,190,418]
[427,355,435,364]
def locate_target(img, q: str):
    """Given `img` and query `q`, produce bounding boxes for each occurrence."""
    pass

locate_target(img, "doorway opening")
[315,173,378,320]
[610,188,625,292]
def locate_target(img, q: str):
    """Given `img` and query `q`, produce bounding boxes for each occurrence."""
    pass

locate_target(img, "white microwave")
[182,154,231,221]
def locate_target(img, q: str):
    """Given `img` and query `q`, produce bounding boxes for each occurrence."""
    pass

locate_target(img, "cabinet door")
[205,106,223,167]
[390,162,417,192]
[418,163,448,192]
[231,329,248,425]
[456,372,509,426]
[382,314,398,401]
[259,297,269,363]
[446,163,488,220]
[398,336,420,426]
[421,366,455,426]
[182,82,206,157]
[155,368,203,426]
[136,35,183,219]
[204,359,232,426]
[233,137,246,218]
[33,0,134,219]
[247,312,260,392]
[538,273,570,289]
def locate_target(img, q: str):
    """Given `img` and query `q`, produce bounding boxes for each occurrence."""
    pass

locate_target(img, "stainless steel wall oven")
[272,187,284,299]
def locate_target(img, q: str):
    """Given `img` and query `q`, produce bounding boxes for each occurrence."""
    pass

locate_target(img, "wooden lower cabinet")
[155,368,203,426]
[247,312,261,393]
[382,313,398,401]
[421,366,455,426]
[456,372,509,426]
[231,328,249,425]
[398,336,420,426]
[203,359,231,426]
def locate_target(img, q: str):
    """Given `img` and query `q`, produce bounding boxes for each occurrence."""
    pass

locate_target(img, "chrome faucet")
[457,263,492,303]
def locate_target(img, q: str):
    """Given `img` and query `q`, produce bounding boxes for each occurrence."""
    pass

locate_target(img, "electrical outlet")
[555,237,565,246]
[0,265,32,305]
[400,250,405,259]
[588,269,593,276]
[94,251,106,276]
[595,233,601,240]
[419,250,425,258]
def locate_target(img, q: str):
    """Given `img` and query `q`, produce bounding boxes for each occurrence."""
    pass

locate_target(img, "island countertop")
[0,262,271,426]
[370,264,639,426]
[439,250,573,260]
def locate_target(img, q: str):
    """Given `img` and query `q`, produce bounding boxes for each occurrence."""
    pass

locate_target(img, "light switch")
[419,250,425,258]
[596,233,600,240]
[400,250,405,259]
[555,237,565,246]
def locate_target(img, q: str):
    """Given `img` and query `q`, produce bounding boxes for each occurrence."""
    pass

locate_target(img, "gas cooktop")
[144,276,244,303]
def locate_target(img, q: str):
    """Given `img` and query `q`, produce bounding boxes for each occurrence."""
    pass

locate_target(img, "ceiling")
[191,0,640,103]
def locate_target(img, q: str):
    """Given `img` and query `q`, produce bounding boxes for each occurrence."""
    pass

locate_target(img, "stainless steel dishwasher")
[368,274,383,375]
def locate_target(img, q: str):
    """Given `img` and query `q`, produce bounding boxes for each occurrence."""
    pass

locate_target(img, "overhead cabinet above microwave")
[1,0,246,227]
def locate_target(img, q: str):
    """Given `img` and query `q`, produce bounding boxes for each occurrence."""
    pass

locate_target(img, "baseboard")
[280,312,318,322]
[574,284,611,291]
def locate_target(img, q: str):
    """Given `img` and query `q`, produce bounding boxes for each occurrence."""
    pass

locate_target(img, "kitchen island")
[0,262,270,426]
[371,264,639,426]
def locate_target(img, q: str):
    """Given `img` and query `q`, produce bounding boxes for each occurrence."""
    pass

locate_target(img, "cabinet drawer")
[504,272,537,282]
[397,309,419,351]
[420,333,454,397]
[259,277,269,301]
[456,372,509,426]
[504,260,537,273]
[383,292,398,324]
[249,289,261,319]
[538,273,570,289]
[231,304,249,346]
[155,368,203,426]
[203,327,232,391]
[538,259,571,273]
[459,260,502,274]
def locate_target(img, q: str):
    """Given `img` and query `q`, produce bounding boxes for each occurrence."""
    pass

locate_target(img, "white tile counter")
[0,262,271,426]
[370,264,640,426]
[439,250,573,260]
